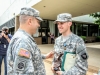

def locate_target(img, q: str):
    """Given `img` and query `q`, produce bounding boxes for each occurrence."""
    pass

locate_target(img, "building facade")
[0,0,100,44]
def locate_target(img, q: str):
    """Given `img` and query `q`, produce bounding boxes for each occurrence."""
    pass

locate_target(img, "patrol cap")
[20,7,43,21]
[2,26,9,31]
[54,13,72,24]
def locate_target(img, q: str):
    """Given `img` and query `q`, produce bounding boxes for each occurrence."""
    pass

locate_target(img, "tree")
[90,12,100,28]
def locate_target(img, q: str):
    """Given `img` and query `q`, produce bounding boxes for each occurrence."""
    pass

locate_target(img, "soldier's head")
[54,13,72,35]
[19,7,42,35]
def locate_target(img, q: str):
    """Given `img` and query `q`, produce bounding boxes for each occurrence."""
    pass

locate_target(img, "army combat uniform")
[53,33,88,75]
[7,29,46,75]
[53,13,88,75]
[7,7,46,75]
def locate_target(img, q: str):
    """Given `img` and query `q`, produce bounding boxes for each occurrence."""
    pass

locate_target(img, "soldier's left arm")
[62,38,89,75]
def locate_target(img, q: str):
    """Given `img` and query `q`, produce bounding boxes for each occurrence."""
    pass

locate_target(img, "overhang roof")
[33,0,100,20]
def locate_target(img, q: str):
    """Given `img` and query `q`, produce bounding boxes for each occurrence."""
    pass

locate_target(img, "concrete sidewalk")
[39,43,100,68]
[39,43,100,75]
[1,42,100,75]
[86,42,100,49]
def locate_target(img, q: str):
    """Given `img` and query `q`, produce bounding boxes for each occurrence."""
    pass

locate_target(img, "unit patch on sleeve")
[81,53,87,60]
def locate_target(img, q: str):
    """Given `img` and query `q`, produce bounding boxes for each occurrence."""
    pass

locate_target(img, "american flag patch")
[18,48,30,58]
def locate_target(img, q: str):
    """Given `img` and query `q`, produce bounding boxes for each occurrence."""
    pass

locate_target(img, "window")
[75,23,82,36]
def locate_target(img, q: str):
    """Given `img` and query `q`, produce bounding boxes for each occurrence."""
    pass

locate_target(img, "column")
[15,16,20,32]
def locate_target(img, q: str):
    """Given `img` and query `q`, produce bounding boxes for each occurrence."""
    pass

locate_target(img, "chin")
[59,30,62,32]
[59,31,63,34]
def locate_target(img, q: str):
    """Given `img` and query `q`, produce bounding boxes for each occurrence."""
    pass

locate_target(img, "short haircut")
[19,15,34,24]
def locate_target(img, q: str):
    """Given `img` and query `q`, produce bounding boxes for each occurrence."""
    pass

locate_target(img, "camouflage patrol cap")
[54,13,72,24]
[20,7,43,21]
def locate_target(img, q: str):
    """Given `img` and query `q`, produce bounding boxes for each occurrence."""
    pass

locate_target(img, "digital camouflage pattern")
[7,29,46,75]
[20,7,43,21]
[54,13,72,23]
[53,33,88,75]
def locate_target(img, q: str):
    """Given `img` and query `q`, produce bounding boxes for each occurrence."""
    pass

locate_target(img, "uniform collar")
[61,32,73,42]
[18,28,35,41]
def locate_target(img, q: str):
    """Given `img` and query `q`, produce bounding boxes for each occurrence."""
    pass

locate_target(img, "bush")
[80,36,86,41]
[96,36,100,42]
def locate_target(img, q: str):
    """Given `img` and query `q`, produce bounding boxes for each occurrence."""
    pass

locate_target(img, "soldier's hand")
[56,71,63,75]
[45,51,54,59]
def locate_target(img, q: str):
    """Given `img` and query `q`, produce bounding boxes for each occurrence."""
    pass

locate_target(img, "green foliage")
[90,12,100,18]
[96,36,100,42]
[80,36,86,41]
[90,12,100,28]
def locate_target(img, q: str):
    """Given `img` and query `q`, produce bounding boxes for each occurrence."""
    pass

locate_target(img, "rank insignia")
[18,48,30,58]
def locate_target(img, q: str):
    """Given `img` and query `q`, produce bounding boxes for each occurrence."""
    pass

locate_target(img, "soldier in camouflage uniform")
[51,13,88,75]
[7,7,54,75]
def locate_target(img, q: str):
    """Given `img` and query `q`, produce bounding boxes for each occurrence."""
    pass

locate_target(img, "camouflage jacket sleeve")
[52,39,58,62]
[41,54,46,59]
[62,39,88,75]
[7,39,35,75]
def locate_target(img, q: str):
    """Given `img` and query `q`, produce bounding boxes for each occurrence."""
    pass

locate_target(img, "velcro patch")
[81,53,87,60]
[18,62,25,69]
[18,48,30,58]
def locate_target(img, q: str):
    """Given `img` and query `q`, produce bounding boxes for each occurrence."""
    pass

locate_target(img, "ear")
[28,18,32,26]
[68,22,72,26]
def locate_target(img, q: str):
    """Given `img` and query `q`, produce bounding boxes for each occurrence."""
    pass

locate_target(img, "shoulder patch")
[18,48,30,58]
[81,53,87,60]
